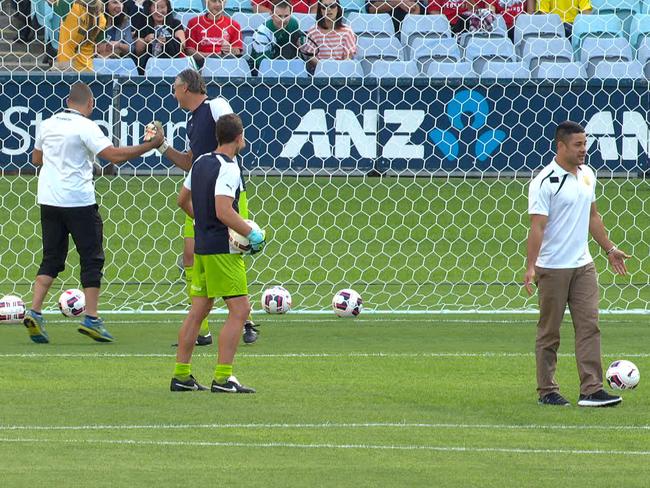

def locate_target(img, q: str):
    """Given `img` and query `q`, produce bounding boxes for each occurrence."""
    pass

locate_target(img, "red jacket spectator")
[486,0,526,29]
[427,0,477,25]
[185,13,243,56]
[252,0,316,14]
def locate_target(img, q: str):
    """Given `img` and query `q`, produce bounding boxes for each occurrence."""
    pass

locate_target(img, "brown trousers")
[535,262,603,397]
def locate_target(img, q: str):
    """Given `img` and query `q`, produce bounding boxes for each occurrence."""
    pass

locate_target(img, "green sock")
[186,265,210,336]
[214,364,233,384]
[173,362,191,381]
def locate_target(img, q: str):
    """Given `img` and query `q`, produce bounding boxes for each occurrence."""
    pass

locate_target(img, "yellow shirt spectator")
[58,1,107,72]
[538,0,592,24]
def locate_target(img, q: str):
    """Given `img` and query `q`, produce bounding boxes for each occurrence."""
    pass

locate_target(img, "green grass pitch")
[0,313,649,487]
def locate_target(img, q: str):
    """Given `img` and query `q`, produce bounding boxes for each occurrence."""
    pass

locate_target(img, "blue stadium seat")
[409,37,462,64]
[172,0,203,11]
[572,14,624,51]
[580,37,633,76]
[643,0,650,13]
[340,0,365,12]
[144,58,193,77]
[202,57,252,77]
[225,0,253,12]
[532,61,587,79]
[479,60,530,79]
[521,38,573,70]
[464,37,515,73]
[365,60,419,78]
[231,12,269,55]
[400,14,452,48]
[177,11,199,28]
[638,37,650,64]
[293,13,317,33]
[591,60,645,78]
[425,61,475,78]
[591,0,639,30]
[356,37,403,62]
[314,59,364,77]
[513,13,564,55]
[458,14,508,47]
[93,58,138,76]
[258,58,309,77]
[630,14,650,48]
[348,13,396,39]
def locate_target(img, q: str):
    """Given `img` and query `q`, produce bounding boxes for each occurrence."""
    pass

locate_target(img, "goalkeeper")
[152,69,261,345]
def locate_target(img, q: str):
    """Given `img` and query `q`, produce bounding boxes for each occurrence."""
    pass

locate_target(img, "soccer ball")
[332,289,363,317]
[229,220,263,254]
[58,289,86,318]
[261,286,292,314]
[606,360,640,390]
[0,295,26,324]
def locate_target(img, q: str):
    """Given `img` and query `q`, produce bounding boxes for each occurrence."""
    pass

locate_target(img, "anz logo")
[280,89,505,161]
[429,89,506,162]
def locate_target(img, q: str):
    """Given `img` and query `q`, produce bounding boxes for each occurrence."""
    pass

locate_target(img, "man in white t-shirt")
[524,121,631,408]
[23,82,164,344]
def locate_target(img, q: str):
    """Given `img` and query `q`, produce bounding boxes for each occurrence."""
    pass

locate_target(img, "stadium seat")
[630,14,650,48]
[202,57,252,77]
[425,60,475,78]
[172,0,203,11]
[340,0,365,12]
[356,36,403,62]
[580,37,633,76]
[314,59,364,77]
[93,58,138,76]
[348,13,396,39]
[464,37,515,73]
[638,37,650,64]
[258,58,309,77]
[231,12,269,55]
[293,13,317,33]
[513,14,564,56]
[365,60,419,78]
[479,60,530,79]
[532,61,587,79]
[591,0,639,33]
[177,11,199,28]
[591,60,645,78]
[410,37,462,65]
[144,58,193,77]
[225,0,253,12]
[521,38,573,70]
[400,14,452,48]
[458,15,508,47]
[643,0,650,13]
[571,14,624,51]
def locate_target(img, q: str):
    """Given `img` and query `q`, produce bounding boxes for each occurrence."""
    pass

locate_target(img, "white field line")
[1,352,649,359]
[0,437,648,456]
[0,422,649,432]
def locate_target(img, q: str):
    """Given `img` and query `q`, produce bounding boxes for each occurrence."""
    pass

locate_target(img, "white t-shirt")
[528,159,597,269]
[183,154,243,197]
[34,109,112,207]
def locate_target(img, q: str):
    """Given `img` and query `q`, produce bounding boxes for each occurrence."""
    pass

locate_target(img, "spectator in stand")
[57,0,107,71]
[427,0,499,35]
[185,0,243,68]
[32,0,64,66]
[252,0,316,14]
[537,0,591,37]
[134,0,185,74]
[11,0,36,43]
[97,0,135,58]
[300,0,357,73]
[249,1,305,73]
[486,0,534,41]
[124,0,148,34]
[366,0,423,38]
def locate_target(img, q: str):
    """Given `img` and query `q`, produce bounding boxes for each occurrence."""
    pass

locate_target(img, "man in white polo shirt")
[23,82,164,344]
[524,121,631,408]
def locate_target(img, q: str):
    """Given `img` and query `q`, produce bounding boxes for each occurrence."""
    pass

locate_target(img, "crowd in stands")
[6,0,618,75]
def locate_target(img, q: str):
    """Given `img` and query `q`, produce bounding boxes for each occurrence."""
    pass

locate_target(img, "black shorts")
[38,204,105,288]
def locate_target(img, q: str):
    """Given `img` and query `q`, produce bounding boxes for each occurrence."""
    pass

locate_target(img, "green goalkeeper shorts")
[191,253,248,298]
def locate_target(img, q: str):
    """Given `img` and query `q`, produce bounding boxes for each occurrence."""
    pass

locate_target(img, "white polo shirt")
[528,159,596,269]
[34,109,112,207]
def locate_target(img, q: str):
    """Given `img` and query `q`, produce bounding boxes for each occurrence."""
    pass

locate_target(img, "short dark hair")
[555,121,585,144]
[176,69,206,94]
[274,0,292,10]
[216,113,243,145]
[68,82,93,105]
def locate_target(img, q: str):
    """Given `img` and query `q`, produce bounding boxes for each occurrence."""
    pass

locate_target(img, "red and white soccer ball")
[606,360,640,390]
[229,220,263,254]
[332,289,363,317]
[58,289,86,318]
[0,295,26,324]
[261,286,292,314]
